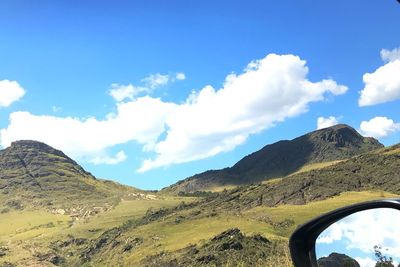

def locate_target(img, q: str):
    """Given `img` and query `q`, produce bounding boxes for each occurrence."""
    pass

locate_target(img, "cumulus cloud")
[317,116,339,130]
[175,72,186,80]
[138,54,347,172]
[381,47,400,62]
[359,47,400,106]
[109,83,148,102]
[110,72,186,102]
[0,80,26,107]
[0,97,176,162]
[90,151,127,165]
[142,73,170,89]
[354,257,377,267]
[0,54,347,170]
[317,208,400,260]
[359,116,400,138]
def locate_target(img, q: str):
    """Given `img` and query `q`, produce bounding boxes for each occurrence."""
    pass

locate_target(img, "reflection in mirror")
[315,208,400,267]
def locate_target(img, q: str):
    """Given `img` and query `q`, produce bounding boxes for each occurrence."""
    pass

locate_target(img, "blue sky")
[0,0,399,189]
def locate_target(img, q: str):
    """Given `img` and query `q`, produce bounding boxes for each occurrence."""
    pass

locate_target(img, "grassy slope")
[1,144,399,266]
[90,190,399,266]
[205,160,344,192]
[163,125,383,194]
[0,197,192,266]
[0,190,398,266]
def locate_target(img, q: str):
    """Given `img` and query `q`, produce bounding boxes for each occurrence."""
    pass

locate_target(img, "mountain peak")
[313,123,359,135]
[165,124,383,193]
[3,140,81,172]
[11,139,54,148]
[0,140,133,213]
[9,140,67,157]
[305,124,381,148]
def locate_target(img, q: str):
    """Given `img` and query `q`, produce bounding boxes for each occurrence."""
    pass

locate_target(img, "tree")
[374,245,399,267]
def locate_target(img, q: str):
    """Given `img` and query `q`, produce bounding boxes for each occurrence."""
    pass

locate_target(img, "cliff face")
[165,124,384,193]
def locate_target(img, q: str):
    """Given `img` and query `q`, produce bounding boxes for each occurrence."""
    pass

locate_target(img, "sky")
[0,0,399,190]
[316,208,400,267]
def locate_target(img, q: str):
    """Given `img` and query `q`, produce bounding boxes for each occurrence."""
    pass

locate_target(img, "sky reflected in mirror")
[316,208,400,267]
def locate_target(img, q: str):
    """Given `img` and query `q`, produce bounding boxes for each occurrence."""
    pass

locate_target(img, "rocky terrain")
[165,124,383,193]
[0,128,398,267]
[317,253,360,267]
[140,228,287,267]
[0,140,135,216]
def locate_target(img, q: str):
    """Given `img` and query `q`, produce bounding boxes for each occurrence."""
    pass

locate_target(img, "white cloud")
[0,97,176,163]
[359,116,400,138]
[317,208,400,260]
[355,257,376,267]
[175,72,186,80]
[90,150,127,165]
[109,83,148,102]
[0,54,347,170]
[359,47,400,106]
[142,73,170,89]
[110,72,186,102]
[317,116,339,130]
[0,80,26,107]
[138,53,347,172]
[52,106,62,112]
[381,47,400,62]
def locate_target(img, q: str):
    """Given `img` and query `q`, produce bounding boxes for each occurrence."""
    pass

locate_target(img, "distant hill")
[317,253,360,267]
[1,140,397,267]
[165,124,383,193]
[46,144,399,266]
[0,140,135,214]
[200,143,400,210]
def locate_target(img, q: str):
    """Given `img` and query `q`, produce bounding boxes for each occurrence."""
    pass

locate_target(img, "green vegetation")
[0,129,399,266]
[164,124,383,193]
[0,197,193,266]
[1,190,392,266]
[0,140,137,215]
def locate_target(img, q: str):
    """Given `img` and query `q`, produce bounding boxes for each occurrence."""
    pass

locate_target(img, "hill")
[0,140,398,266]
[0,140,135,215]
[35,144,399,267]
[165,124,383,193]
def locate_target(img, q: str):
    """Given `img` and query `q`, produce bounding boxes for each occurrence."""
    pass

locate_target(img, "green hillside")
[164,124,383,193]
[0,139,398,266]
[0,140,137,217]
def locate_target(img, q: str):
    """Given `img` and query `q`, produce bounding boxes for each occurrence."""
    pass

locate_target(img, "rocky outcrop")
[140,228,281,267]
[317,253,360,267]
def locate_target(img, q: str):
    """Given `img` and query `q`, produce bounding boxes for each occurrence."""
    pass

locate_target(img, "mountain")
[197,143,400,210]
[0,140,134,214]
[0,139,398,266]
[45,144,399,267]
[317,253,360,267]
[165,124,383,193]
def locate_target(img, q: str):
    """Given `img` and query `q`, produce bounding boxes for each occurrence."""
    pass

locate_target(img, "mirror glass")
[315,208,400,267]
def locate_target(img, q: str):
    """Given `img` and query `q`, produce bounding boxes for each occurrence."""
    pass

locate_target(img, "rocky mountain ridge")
[0,140,133,214]
[165,124,383,193]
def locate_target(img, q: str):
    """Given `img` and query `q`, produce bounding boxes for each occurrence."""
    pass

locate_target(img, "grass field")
[289,160,343,175]
[0,196,195,266]
[1,190,398,266]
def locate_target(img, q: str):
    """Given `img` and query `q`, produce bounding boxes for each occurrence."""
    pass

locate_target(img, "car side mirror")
[289,199,400,267]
